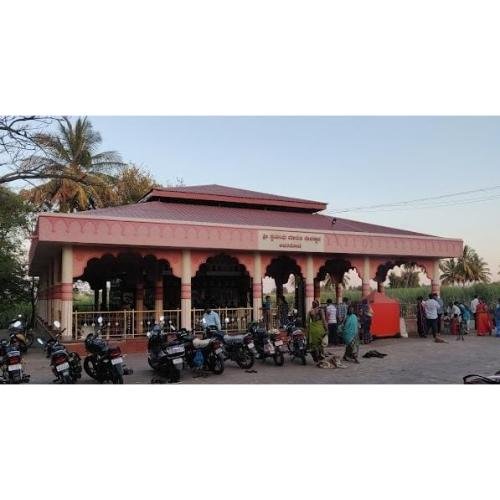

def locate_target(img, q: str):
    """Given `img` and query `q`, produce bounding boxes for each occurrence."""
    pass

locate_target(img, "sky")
[88,116,500,278]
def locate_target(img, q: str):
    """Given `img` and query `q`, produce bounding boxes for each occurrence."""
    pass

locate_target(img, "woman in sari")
[342,306,360,363]
[494,299,500,338]
[307,300,327,362]
[416,297,426,338]
[476,299,492,336]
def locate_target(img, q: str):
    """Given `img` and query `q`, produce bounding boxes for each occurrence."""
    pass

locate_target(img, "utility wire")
[330,185,500,214]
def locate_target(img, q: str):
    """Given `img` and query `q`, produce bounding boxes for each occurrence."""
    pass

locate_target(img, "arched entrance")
[265,255,305,326]
[74,252,181,338]
[316,257,354,303]
[191,253,252,331]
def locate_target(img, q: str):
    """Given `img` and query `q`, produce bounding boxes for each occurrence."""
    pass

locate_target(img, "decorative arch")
[191,253,252,309]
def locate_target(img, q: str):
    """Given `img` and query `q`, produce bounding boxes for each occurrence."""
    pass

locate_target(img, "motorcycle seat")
[193,338,212,348]
[223,335,245,344]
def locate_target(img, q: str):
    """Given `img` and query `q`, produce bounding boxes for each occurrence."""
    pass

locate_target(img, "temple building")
[29,184,463,341]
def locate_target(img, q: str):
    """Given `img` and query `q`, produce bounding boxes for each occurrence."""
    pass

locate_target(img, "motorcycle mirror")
[37,338,44,346]
[97,317,103,325]
[13,321,22,328]
[53,320,61,329]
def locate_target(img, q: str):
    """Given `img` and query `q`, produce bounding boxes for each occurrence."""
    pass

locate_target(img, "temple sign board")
[258,230,325,253]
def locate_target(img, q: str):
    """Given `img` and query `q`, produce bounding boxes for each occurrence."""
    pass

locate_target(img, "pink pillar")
[431,259,441,295]
[181,250,192,330]
[305,255,315,316]
[362,256,371,299]
[314,279,321,302]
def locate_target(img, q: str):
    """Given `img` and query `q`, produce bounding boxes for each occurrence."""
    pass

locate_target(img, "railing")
[191,308,254,333]
[72,309,181,340]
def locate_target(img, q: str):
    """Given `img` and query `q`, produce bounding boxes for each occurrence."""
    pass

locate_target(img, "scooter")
[147,317,186,383]
[0,326,30,384]
[37,320,82,384]
[8,315,34,353]
[248,322,285,366]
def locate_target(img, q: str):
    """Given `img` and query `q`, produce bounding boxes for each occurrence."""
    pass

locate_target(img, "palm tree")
[21,117,124,212]
[440,245,490,285]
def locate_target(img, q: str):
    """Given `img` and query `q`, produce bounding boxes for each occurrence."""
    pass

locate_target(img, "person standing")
[360,298,374,344]
[494,299,500,338]
[458,302,472,335]
[307,300,328,362]
[325,299,338,345]
[337,297,349,326]
[423,294,441,341]
[277,295,289,328]
[476,298,492,336]
[262,295,272,330]
[434,293,444,334]
[202,306,222,331]
[342,306,360,363]
[416,297,426,338]
[470,295,480,330]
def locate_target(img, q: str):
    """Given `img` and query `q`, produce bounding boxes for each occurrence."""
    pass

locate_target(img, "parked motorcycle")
[248,322,285,366]
[203,319,256,370]
[0,328,30,384]
[83,317,133,384]
[180,327,225,375]
[285,315,308,365]
[8,315,34,353]
[147,318,186,383]
[37,320,82,384]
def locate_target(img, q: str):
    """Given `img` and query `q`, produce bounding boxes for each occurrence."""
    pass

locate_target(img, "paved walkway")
[7,335,500,384]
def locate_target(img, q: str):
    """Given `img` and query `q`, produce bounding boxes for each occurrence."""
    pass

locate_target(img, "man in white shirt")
[325,299,338,345]
[423,294,440,340]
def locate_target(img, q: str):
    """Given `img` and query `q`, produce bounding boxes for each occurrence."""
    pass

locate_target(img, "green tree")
[388,264,420,288]
[97,164,159,206]
[0,187,33,327]
[440,245,490,286]
[21,117,124,212]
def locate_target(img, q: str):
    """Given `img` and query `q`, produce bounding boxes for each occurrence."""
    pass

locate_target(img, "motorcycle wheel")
[273,351,285,366]
[112,373,124,384]
[62,373,73,384]
[169,366,181,383]
[112,364,124,384]
[211,354,225,375]
[236,349,254,370]
[83,356,99,381]
[300,353,307,366]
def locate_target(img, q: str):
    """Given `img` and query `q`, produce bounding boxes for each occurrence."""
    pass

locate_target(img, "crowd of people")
[416,294,500,339]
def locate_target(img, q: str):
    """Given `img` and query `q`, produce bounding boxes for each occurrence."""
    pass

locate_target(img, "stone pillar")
[47,261,52,324]
[181,250,192,330]
[314,278,321,302]
[155,277,164,320]
[52,254,61,323]
[305,255,315,316]
[135,282,144,336]
[60,246,73,341]
[431,259,441,295]
[253,252,263,321]
[362,256,371,298]
[335,282,343,304]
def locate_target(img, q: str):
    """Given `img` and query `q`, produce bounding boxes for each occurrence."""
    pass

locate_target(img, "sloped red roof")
[140,184,327,212]
[71,200,431,237]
